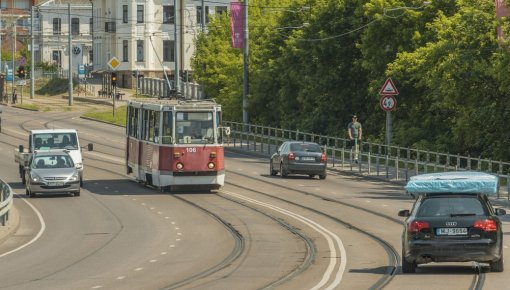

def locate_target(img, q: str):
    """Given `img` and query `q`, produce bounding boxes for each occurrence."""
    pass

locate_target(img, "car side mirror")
[19,144,24,153]
[87,143,94,151]
[398,209,410,217]
[495,208,506,216]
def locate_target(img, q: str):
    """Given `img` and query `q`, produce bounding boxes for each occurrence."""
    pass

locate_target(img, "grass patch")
[15,103,39,111]
[36,78,69,95]
[82,106,127,126]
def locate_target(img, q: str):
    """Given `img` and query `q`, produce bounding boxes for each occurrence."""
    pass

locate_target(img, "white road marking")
[177,233,182,236]
[91,286,103,289]
[116,276,125,280]
[165,217,170,219]
[150,207,155,210]
[175,227,180,230]
[150,260,157,263]
[161,252,167,255]
[171,222,176,225]
[176,238,181,241]
[157,211,163,215]
[382,204,388,207]
[0,194,46,259]
[169,245,175,248]
[222,190,347,290]
[134,268,143,271]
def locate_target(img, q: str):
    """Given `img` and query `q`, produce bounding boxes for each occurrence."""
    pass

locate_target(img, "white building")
[34,0,92,73]
[92,0,228,88]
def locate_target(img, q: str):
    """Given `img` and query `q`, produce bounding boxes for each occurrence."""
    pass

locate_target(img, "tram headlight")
[176,162,184,170]
[207,162,215,169]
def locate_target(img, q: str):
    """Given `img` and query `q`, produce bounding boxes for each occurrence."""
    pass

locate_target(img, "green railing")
[223,121,510,199]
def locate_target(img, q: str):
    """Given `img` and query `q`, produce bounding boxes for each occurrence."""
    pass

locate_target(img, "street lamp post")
[243,0,249,127]
[12,19,16,103]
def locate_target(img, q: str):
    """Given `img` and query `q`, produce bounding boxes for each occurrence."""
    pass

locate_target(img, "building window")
[52,18,61,35]
[123,5,128,23]
[137,40,144,62]
[163,5,174,24]
[71,18,80,35]
[163,40,174,62]
[137,5,144,23]
[89,18,93,35]
[196,6,210,25]
[52,50,62,67]
[123,40,128,62]
[216,6,227,15]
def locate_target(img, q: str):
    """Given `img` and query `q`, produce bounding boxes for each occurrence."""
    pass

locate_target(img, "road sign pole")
[386,111,392,147]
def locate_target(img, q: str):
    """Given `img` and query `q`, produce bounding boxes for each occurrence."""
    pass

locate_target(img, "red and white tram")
[126,98,229,191]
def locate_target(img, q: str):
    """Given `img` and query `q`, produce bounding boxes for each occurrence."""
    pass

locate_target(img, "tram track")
[221,180,398,290]
[224,168,487,290]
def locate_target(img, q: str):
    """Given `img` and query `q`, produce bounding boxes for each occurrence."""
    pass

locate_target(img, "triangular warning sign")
[379,78,399,95]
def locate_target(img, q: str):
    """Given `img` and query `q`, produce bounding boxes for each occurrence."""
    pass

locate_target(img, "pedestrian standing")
[347,114,362,163]
[12,88,17,104]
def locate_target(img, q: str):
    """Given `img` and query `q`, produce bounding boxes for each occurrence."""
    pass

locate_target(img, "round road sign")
[380,95,397,111]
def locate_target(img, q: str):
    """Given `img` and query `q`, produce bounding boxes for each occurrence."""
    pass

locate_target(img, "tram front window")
[176,112,214,144]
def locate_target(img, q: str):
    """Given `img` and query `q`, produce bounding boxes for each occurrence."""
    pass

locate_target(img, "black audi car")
[400,172,506,273]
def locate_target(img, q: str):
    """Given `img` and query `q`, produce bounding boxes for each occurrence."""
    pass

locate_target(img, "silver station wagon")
[25,150,81,197]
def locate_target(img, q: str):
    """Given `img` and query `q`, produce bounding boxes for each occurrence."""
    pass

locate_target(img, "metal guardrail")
[223,121,510,199]
[137,77,203,99]
[0,179,13,226]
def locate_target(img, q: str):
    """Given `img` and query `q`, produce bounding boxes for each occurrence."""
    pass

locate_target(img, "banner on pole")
[230,2,244,48]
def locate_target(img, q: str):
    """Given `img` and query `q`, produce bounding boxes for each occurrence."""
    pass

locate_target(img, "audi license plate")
[436,228,468,236]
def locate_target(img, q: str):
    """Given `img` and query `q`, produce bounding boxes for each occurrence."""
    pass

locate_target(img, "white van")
[16,129,93,186]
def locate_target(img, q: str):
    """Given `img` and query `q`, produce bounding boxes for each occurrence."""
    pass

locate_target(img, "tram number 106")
[186,147,197,153]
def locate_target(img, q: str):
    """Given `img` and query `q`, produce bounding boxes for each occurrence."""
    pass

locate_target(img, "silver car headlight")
[30,172,42,182]
[68,172,79,182]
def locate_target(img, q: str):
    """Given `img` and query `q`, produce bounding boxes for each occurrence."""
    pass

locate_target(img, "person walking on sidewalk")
[347,114,362,163]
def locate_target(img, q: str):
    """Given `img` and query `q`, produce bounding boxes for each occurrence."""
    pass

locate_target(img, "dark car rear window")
[290,143,322,152]
[416,197,486,217]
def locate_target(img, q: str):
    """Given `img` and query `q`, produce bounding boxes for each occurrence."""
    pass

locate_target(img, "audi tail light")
[473,219,498,232]
[288,152,295,160]
[320,153,327,162]
[408,220,430,233]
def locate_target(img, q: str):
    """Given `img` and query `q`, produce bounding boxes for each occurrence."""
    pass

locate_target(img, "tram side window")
[128,107,139,138]
[141,109,150,141]
[148,111,160,143]
[162,112,173,144]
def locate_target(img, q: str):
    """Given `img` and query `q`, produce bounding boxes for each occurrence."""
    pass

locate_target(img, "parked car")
[25,150,81,197]
[400,172,505,273]
[270,141,327,179]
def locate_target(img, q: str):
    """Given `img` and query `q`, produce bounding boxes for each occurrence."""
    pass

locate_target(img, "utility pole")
[243,0,249,126]
[30,7,34,99]
[68,3,73,106]
[12,17,16,103]
[201,0,205,31]
[0,9,2,74]
[174,0,180,93]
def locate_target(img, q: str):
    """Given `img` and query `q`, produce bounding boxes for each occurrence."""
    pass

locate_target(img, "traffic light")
[17,66,25,79]
[111,72,117,87]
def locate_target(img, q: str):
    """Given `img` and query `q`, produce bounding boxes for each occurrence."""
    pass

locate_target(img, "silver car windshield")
[33,155,74,169]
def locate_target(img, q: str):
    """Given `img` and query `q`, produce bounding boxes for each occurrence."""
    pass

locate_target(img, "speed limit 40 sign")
[380,95,397,111]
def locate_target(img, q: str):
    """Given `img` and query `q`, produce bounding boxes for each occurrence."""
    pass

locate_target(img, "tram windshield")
[175,112,215,144]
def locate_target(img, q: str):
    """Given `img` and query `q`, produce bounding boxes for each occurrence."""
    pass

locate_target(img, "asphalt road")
[0,105,510,290]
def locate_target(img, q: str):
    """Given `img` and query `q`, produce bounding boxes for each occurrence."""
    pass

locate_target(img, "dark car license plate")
[299,157,315,161]
[436,227,468,235]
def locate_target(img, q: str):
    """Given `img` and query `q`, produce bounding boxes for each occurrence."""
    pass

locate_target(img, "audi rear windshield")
[416,197,486,217]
